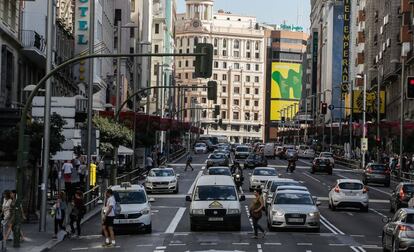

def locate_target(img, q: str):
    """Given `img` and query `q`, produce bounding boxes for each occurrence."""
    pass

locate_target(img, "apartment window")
[202,111,207,118]
[234,63,240,69]
[246,64,251,70]
[154,44,159,53]
[213,73,218,80]
[221,111,227,119]
[255,88,259,95]
[187,37,190,46]
[255,64,259,71]
[234,40,240,49]
[222,74,227,81]
[186,48,190,53]
[185,73,189,79]
[185,60,189,67]
[233,112,239,120]
[115,9,122,22]
[245,112,250,120]
[223,62,227,68]
[222,98,227,105]
[131,0,135,11]
[255,76,259,83]
[179,49,183,54]
[214,38,218,47]
[255,41,259,50]
[234,51,240,58]
[193,60,196,67]
[214,49,218,55]
[254,100,259,106]
[223,39,227,48]
[184,97,188,103]
[155,23,160,34]
[222,86,227,93]
[202,97,207,103]
[246,76,251,82]
[130,27,135,38]
[233,99,240,105]
[179,38,183,47]
[178,61,182,67]
[234,87,240,94]
[223,50,227,56]
[254,113,259,121]
[246,100,250,106]
[194,37,199,45]
[246,87,250,94]
[184,110,187,117]
[255,52,260,59]
[246,41,250,50]
[234,75,241,82]
[177,73,181,79]
[214,61,219,68]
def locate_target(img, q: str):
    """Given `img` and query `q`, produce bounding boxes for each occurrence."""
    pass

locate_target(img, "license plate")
[114,219,138,224]
[345,192,355,196]
[288,218,304,223]
[208,217,223,221]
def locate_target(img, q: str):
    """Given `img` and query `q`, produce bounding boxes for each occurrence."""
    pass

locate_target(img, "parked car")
[267,190,320,232]
[362,163,391,187]
[311,157,333,175]
[328,179,369,212]
[382,208,414,252]
[390,183,414,212]
[319,152,335,167]
[249,167,278,192]
[234,146,251,159]
[207,167,232,176]
[244,154,268,169]
[194,142,208,154]
[206,153,229,169]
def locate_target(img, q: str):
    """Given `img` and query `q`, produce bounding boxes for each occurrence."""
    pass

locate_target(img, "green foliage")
[93,116,132,156]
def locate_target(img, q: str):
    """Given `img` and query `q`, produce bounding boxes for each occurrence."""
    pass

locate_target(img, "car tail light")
[399,225,414,231]
[334,185,340,193]
[366,168,373,173]
[363,186,369,194]
[400,188,406,199]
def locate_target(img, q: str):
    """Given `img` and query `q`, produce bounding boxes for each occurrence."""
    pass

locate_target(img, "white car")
[319,152,335,167]
[194,143,208,154]
[145,168,179,194]
[300,149,315,159]
[249,167,278,192]
[267,190,320,232]
[328,179,369,212]
[110,182,152,233]
[235,146,251,159]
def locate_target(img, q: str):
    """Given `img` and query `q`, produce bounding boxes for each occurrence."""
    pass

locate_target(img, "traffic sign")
[361,138,368,152]
[328,105,335,111]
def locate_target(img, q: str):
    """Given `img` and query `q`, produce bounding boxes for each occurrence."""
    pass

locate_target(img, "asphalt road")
[53,153,393,252]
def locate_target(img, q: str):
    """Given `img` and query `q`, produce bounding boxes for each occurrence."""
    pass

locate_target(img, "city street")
[54,153,393,252]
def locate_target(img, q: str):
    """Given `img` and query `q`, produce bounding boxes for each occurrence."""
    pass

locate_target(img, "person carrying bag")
[249,190,266,239]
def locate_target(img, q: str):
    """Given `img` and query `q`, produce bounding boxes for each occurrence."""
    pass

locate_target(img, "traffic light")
[408,76,414,99]
[207,81,217,101]
[281,117,285,123]
[321,102,328,114]
[214,105,220,117]
[195,43,213,78]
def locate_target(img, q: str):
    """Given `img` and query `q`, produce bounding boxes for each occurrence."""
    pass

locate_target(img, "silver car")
[249,167,278,192]
[382,208,414,252]
[267,190,320,232]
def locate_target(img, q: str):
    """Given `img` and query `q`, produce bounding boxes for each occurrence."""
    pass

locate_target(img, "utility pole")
[362,73,367,169]
[349,80,354,157]
[400,55,406,179]
[39,0,54,235]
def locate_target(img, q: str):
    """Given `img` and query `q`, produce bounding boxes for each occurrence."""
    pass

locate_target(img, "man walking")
[146,155,154,171]
[184,154,193,171]
[102,189,116,247]
[62,160,73,199]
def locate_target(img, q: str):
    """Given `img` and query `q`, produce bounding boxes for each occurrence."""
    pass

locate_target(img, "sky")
[176,0,311,32]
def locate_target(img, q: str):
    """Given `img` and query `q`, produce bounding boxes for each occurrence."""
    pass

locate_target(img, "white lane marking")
[200,242,218,245]
[297,243,312,246]
[245,205,254,230]
[155,247,167,250]
[153,250,164,252]
[306,250,312,252]
[264,243,282,245]
[71,248,88,251]
[169,244,186,246]
[361,245,382,249]
[302,172,321,183]
[329,244,348,246]
[335,174,391,196]
[187,171,203,194]
[165,207,186,234]
[232,242,250,245]
[346,212,354,216]
[320,215,345,235]
[370,208,388,218]
[201,166,205,170]
[257,244,262,249]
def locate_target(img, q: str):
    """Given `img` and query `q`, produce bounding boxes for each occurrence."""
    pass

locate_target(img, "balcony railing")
[21,30,46,54]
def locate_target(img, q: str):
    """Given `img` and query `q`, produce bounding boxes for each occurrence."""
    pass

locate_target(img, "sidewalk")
[4,205,101,252]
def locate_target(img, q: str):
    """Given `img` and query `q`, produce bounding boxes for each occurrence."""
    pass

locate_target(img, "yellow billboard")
[344,90,385,115]
[271,62,303,99]
[270,100,300,121]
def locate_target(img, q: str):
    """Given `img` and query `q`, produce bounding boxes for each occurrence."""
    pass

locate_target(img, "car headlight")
[145,181,152,186]
[191,209,204,215]
[170,179,177,184]
[272,210,284,217]
[308,212,319,217]
[140,208,150,215]
[235,174,240,178]
[227,209,240,215]
[252,179,258,183]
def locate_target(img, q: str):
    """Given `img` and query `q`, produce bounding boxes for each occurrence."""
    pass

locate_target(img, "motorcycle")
[286,161,296,173]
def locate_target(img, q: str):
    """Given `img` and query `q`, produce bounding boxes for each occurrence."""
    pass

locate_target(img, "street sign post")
[361,138,368,152]
[328,104,335,111]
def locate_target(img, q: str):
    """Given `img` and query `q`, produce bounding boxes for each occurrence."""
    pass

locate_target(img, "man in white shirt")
[62,160,73,199]
[102,189,116,247]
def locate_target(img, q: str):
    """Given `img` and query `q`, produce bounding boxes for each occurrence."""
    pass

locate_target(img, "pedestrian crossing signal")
[408,76,414,99]
[321,103,328,114]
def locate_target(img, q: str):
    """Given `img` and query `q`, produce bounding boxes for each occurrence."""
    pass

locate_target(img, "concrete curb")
[36,206,102,252]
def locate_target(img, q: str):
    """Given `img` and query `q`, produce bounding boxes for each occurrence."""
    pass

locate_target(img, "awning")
[118,145,133,155]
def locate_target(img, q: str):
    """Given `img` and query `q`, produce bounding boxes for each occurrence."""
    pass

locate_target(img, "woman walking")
[249,190,266,239]
[53,192,67,239]
[2,190,12,241]
[69,191,85,238]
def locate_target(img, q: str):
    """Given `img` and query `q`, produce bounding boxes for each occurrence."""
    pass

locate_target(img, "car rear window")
[236,147,249,152]
[338,182,363,190]
[209,154,224,159]
[253,169,276,176]
[370,165,386,170]
[208,168,231,176]
[270,181,299,192]
[403,184,414,193]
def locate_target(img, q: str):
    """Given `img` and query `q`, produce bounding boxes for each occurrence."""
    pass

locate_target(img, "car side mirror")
[316,201,321,206]
[176,174,180,178]
[185,195,192,202]
[239,195,246,201]
[382,216,391,223]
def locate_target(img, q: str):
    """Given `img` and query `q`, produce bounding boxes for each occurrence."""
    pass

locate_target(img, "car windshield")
[287,150,296,153]
[321,153,333,157]
[208,168,231,176]
[236,147,249,152]
[149,169,174,177]
[194,185,237,201]
[114,191,147,204]
[195,143,206,147]
[406,214,414,224]
[209,154,224,159]
[253,169,276,176]
[247,154,257,159]
[338,182,363,190]
[270,181,298,192]
[370,165,386,170]
[274,193,313,205]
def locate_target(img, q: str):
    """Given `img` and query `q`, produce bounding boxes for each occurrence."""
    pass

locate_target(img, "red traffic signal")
[408,76,414,99]
[321,102,328,114]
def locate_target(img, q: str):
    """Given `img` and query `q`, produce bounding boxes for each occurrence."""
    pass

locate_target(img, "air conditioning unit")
[384,15,389,25]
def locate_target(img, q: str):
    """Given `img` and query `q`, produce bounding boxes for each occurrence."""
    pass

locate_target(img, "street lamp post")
[399,42,410,178]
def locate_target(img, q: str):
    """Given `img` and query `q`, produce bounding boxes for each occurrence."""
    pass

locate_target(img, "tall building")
[263,26,308,142]
[175,0,265,143]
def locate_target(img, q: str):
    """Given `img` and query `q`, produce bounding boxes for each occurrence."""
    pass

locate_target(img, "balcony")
[400,25,411,43]
[358,10,366,22]
[20,30,46,66]
[357,52,365,65]
[357,31,365,43]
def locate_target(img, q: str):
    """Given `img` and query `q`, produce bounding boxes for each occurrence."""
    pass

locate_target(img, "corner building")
[175,0,265,143]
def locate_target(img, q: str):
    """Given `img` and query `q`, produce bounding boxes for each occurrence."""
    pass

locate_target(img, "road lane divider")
[320,215,345,235]
[165,207,186,234]
[302,172,321,183]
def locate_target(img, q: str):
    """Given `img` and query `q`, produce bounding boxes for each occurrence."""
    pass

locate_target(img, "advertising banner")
[344,90,386,115]
[270,100,300,121]
[271,62,303,100]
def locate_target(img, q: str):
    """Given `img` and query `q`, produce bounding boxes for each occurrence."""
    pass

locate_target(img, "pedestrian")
[69,191,85,238]
[71,163,81,195]
[52,191,67,239]
[146,155,154,172]
[9,190,25,242]
[184,154,193,171]
[249,190,266,239]
[151,148,158,167]
[1,190,12,241]
[79,161,87,189]
[102,189,116,247]
[49,161,59,198]
[62,160,73,200]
